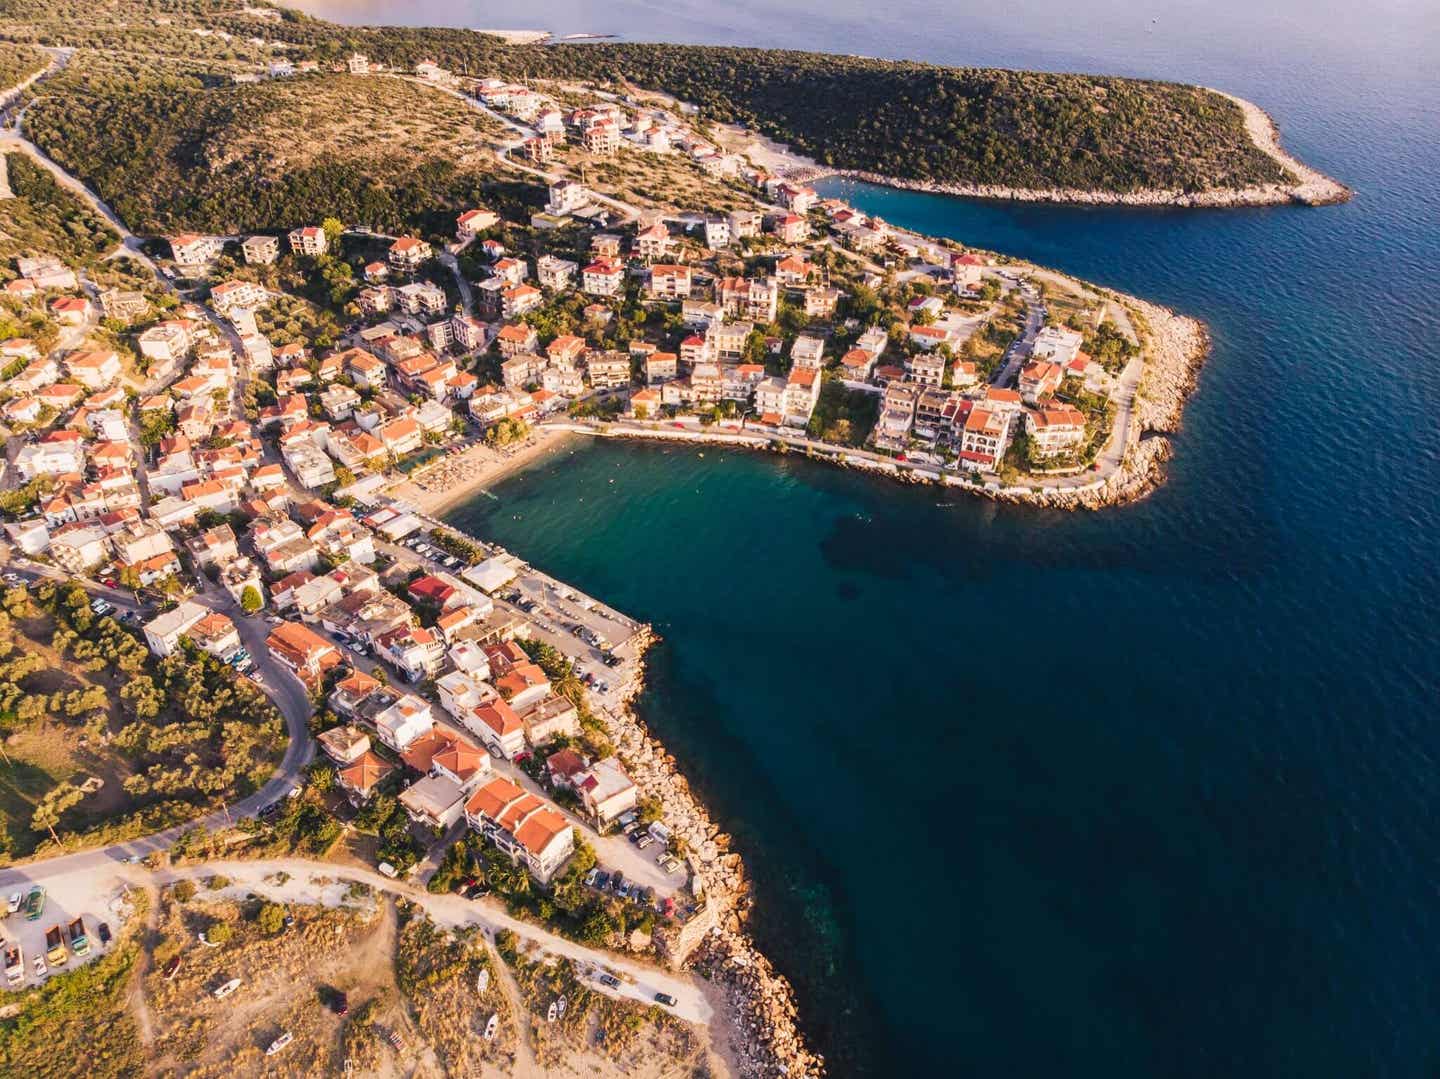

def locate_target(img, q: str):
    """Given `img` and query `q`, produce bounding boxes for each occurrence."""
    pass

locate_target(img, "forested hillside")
[0,0,1294,199]
[19,54,531,234]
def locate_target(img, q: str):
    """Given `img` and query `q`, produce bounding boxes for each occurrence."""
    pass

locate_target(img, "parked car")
[97,922,112,945]
[654,992,678,1007]
[598,973,620,989]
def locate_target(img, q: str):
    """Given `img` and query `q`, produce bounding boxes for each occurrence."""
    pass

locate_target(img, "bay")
[280,0,1440,1072]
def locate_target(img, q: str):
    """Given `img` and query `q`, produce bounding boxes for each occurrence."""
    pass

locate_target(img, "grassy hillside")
[186,7,1291,194]
[0,153,120,274]
[21,54,527,234]
[4,0,1294,213]
[0,39,47,92]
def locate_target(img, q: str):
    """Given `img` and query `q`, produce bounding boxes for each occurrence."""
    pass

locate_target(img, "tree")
[205,921,233,944]
[256,901,286,935]
[308,762,336,794]
[239,585,263,614]
[31,783,83,848]
[321,216,344,244]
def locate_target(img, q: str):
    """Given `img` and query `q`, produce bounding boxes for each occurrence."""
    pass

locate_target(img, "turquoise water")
[299,0,1440,1072]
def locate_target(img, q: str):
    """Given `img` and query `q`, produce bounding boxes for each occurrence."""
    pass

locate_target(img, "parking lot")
[0,866,135,991]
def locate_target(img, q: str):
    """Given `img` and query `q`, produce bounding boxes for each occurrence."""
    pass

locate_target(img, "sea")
[293,1,1440,1074]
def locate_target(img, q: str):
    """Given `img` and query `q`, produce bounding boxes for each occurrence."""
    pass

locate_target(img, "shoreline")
[527,286,1209,512]
[392,426,576,516]
[789,93,1350,209]
[602,638,825,1077]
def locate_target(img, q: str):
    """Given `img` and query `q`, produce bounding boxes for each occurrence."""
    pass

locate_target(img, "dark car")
[97,921,112,945]
[598,973,621,989]
[654,992,678,1007]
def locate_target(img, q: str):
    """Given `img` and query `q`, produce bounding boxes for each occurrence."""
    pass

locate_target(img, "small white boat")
[266,1032,293,1056]
[483,1013,499,1041]
[546,1001,558,1023]
[212,977,242,1000]
[476,967,490,992]
[555,994,567,1018]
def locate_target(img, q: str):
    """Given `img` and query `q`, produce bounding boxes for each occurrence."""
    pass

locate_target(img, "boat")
[3,941,23,986]
[213,977,242,1000]
[265,1032,293,1056]
[546,1001,557,1022]
[67,917,89,957]
[44,925,67,966]
[24,886,45,921]
[483,1013,499,1041]
[475,967,490,992]
[555,994,567,1018]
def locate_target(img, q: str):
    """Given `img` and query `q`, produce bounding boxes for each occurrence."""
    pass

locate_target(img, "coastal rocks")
[791,86,1352,209]
[694,928,827,1079]
[997,299,1207,511]
[792,87,1351,208]
[600,643,822,1077]
[808,167,1349,209]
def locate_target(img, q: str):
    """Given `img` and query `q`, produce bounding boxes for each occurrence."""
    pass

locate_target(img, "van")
[647,822,671,844]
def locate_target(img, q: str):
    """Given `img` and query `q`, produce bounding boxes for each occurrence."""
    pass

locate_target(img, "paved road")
[990,281,1045,388]
[368,537,674,894]
[0,564,316,884]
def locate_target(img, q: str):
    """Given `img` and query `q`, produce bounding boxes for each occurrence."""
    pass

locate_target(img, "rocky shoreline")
[545,282,1211,514]
[803,165,1348,209]
[982,298,1209,511]
[792,93,1349,209]
[602,635,825,1077]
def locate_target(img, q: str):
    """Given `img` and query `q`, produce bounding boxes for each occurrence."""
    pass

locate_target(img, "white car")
[6,892,20,914]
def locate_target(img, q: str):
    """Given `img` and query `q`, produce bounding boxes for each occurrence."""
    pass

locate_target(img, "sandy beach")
[390,427,577,516]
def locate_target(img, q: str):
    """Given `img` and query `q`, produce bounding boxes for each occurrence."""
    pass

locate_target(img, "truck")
[3,940,23,986]
[24,886,45,921]
[44,925,67,966]
[67,917,90,957]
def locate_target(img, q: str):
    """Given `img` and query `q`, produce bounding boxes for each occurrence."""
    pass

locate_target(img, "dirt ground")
[132,888,727,1077]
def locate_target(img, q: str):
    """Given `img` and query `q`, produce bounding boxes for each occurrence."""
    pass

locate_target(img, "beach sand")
[391,427,577,516]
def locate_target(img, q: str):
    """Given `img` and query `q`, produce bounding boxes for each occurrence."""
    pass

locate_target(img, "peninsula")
[0,2,1342,1075]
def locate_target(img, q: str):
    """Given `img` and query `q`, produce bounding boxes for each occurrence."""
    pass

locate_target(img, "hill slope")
[1,0,1341,206]
[21,57,526,234]
[183,9,1302,196]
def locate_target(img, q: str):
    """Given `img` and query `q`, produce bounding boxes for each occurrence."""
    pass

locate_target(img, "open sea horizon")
[291,0,1440,1072]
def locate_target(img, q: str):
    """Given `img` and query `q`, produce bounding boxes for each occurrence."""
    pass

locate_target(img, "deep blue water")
[295,0,1440,1073]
